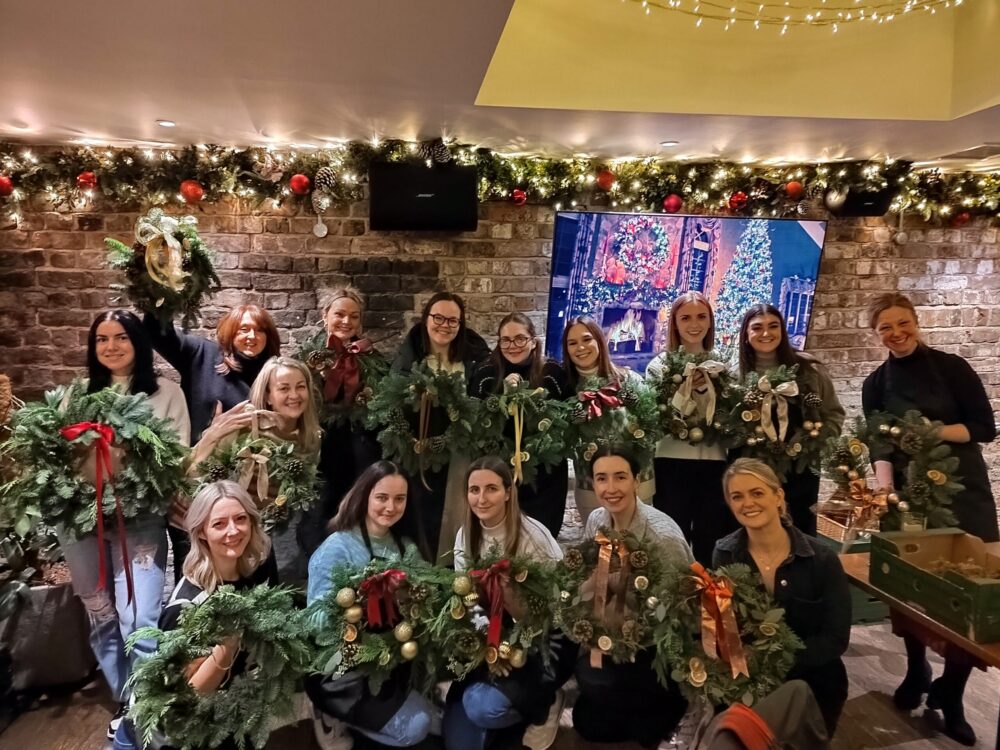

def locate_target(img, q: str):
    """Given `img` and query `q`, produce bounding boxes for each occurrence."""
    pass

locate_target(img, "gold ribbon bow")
[846,478,889,533]
[670,359,728,424]
[236,444,273,505]
[134,208,197,292]
[511,402,524,485]
[590,530,631,667]
[757,376,799,442]
[690,562,749,679]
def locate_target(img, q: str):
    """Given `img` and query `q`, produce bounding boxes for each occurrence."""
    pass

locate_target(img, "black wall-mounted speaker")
[825,186,898,217]
[369,163,478,231]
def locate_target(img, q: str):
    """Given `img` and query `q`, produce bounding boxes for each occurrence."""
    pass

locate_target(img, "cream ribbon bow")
[236,443,272,502]
[134,208,197,291]
[758,376,799,442]
[670,360,728,424]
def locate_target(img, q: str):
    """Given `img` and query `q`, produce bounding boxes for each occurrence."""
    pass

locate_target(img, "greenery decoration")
[193,432,319,531]
[296,331,389,427]
[566,374,661,469]
[474,383,573,485]
[652,563,803,707]
[0,383,189,539]
[105,208,220,331]
[365,363,479,477]
[126,585,312,750]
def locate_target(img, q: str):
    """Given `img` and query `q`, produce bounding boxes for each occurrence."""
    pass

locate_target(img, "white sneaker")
[313,707,354,750]
[522,688,565,750]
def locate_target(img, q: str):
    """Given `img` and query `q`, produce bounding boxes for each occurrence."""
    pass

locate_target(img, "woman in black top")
[714,458,851,737]
[469,312,569,537]
[863,292,998,746]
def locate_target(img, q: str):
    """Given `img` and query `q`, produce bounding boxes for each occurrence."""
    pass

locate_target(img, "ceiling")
[1,0,999,169]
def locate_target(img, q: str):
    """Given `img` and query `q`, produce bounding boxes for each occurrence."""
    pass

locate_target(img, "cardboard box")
[870,529,1000,643]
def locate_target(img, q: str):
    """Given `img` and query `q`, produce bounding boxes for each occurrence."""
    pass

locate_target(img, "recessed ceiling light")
[156,119,176,128]
[659,140,680,147]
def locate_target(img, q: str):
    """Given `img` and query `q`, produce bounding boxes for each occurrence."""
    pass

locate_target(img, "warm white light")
[156,120,176,128]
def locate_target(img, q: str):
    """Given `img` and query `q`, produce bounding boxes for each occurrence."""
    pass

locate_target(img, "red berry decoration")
[0,175,13,197]
[728,191,749,212]
[180,179,205,204]
[784,181,805,201]
[76,171,98,190]
[511,188,527,206]
[951,210,971,227]
[596,169,616,192]
[662,194,683,214]
[289,173,311,195]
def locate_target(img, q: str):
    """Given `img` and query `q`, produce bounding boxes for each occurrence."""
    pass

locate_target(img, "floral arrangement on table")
[566,375,661,467]
[0,382,189,539]
[652,563,803,707]
[474,383,573,486]
[106,208,220,330]
[126,585,312,750]
[297,331,389,427]
[646,349,742,447]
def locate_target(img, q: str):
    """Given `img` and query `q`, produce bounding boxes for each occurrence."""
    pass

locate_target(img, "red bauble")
[784,181,805,201]
[596,169,616,192]
[951,210,972,227]
[289,173,311,195]
[511,188,527,206]
[0,175,13,197]
[728,191,749,211]
[180,179,205,204]
[76,171,98,190]
[662,194,683,214]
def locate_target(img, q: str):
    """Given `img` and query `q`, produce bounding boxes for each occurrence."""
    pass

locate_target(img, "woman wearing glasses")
[469,313,569,537]
[392,292,491,559]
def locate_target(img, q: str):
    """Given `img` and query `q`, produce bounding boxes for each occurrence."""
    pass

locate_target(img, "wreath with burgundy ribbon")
[566,374,661,468]
[296,331,389,427]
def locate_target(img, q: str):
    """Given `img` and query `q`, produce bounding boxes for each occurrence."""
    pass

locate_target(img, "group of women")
[51,283,998,749]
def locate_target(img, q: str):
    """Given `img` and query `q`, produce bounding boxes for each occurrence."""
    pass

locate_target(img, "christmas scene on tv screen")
[545,212,827,371]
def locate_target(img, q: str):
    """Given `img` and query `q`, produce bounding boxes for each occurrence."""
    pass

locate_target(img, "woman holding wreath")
[469,313,570,537]
[113,480,276,750]
[61,310,190,740]
[306,461,435,749]
[713,458,851,737]
[391,292,490,559]
[863,292,998,746]
[446,456,570,750]
[736,304,844,535]
[572,445,692,746]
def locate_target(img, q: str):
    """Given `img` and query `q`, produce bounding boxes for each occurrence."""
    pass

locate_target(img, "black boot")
[927,673,976,746]
[893,659,932,710]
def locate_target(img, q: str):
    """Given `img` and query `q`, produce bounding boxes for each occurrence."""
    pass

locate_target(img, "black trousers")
[518,461,568,539]
[403,465,448,559]
[653,457,735,566]
[783,469,820,537]
[791,659,848,737]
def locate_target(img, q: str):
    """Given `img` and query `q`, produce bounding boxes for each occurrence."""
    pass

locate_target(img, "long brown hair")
[562,316,620,390]
[736,304,812,378]
[215,305,281,374]
[668,291,716,351]
[420,292,469,364]
[487,313,544,393]
[462,456,522,561]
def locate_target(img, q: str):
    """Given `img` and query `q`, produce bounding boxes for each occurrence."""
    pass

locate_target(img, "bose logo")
[416,193,436,198]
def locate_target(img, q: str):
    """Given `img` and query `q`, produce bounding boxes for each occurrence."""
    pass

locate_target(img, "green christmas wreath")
[106,208,220,331]
[296,331,389,427]
[652,563,803,707]
[475,383,572,485]
[0,383,189,539]
[126,585,312,750]
[646,350,742,447]
[365,363,479,477]
[566,375,661,468]
[553,528,668,664]
[194,432,319,531]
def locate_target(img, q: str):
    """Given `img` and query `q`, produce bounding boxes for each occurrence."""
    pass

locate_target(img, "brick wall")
[3,200,999,485]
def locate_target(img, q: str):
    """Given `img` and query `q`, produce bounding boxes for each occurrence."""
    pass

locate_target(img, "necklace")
[750,544,790,573]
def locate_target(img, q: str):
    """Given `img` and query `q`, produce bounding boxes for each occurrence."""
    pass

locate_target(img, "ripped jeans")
[58,517,168,700]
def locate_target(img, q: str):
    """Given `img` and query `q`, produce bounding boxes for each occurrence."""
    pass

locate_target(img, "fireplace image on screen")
[545,212,827,370]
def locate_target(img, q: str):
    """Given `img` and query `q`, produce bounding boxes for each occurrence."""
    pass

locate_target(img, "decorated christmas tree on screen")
[714,219,773,346]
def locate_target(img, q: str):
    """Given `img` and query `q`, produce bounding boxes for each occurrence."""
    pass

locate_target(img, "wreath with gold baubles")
[652,563,803,707]
[553,529,668,664]
[106,208,220,331]
[566,375,661,468]
[296,331,389,427]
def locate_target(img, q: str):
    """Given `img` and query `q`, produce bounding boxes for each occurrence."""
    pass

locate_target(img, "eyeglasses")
[429,314,461,328]
[499,335,532,349]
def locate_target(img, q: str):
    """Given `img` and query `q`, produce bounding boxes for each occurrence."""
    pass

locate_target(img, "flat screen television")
[544,212,827,372]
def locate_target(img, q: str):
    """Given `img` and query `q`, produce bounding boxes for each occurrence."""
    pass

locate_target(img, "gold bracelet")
[209,648,236,672]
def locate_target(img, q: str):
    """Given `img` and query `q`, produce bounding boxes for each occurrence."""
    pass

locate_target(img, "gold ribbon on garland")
[690,562,749,679]
[134,208,196,292]
[670,359,728,424]
[510,402,524,485]
[590,531,631,667]
[236,444,273,505]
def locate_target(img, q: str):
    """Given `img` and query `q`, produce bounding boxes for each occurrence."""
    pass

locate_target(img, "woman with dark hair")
[469,313,569,537]
[63,310,190,740]
[864,292,997,746]
[445,456,569,750]
[392,292,490,558]
[306,461,434,749]
[735,304,844,535]
[572,444,692,746]
[144,304,280,578]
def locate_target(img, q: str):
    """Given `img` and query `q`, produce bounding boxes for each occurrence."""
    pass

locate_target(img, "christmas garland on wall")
[2,141,998,223]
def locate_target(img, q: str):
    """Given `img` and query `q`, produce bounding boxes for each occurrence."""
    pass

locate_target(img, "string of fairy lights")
[0,140,998,225]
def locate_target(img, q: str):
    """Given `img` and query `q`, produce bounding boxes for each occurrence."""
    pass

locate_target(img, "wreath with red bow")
[296,331,389,427]
[566,374,661,467]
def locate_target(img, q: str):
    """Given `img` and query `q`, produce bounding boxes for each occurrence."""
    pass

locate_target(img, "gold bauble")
[809,429,820,438]
[335,587,356,609]
[814,421,824,430]
[452,575,473,596]
[400,640,418,660]
[890,426,903,437]
[498,642,512,659]
[847,470,859,480]
[345,606,363,624]
[509,648,527,668]
[837,465,850,474]
[688,427,704,443]
[888,492,900,504]
[803,420,815,431]
[393,621,414,643]
[646,596,660,610]
[879,423,891,434]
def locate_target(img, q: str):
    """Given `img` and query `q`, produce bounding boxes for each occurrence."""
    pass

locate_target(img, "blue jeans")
[58,518,168,700]
[443,682,522,750]
[352,690,435,747]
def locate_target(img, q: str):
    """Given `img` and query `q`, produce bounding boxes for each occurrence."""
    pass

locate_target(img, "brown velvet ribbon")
[359,568,407,628]
[578,381,623,420]
[590,531,631,667]
[690,562,749,679]
[470,559,511,647]
[324,335,374,404]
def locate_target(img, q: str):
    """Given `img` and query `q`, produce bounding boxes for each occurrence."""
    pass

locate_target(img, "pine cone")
[419,139,452,164]
[527,595,547,615]
[899,432,923,455]
[485,396,502,413]
[205,462,229,481]
[181,255,193,271]
[572,620,594,641]
[429,436,447,453]
[908,483,930,502]
[285,458,304,478]
[410,584,429,602]
[619,388,639,407]
[341,643,358,664]
[314,166,337,192]
[803,393,823,409]
[743,390,763,408]
[570,404,589,424]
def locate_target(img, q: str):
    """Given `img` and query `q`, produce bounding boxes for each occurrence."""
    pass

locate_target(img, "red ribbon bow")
[323,335,374,404]
[690,562,749,679]
[578,381,622,420]
[359,568,407,628]
[60,422,135,605]
[470,559,511,647]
